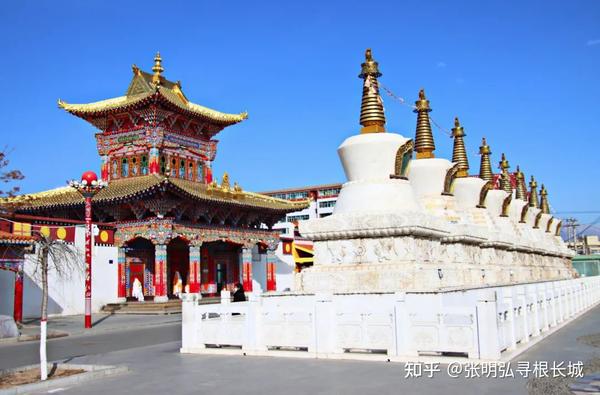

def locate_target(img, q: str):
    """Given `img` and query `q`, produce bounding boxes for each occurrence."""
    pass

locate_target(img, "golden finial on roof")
[479,137,493,183]
[221,172,230,190]
[540,184,550,214]
[358,48,386,134]
[152,52,164,86]
[515,166,527,200]
[499,153,512,193]
[414,89,435,159]
[529,175,539,208]
[234,182,242,193]
[132,64,142,76]
[451,117,469,177]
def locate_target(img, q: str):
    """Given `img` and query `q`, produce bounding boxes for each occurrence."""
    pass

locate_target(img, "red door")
[128,263,145,297]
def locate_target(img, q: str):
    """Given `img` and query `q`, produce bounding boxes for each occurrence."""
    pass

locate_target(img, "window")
[319,200,336,208]
[131,157,138,176]
[121,157,129,177]
[188,161,194,180]
[319,188,341,197]
[197,161,204,182]
[171,158,177,177]
[160,156,166,174]
[112,159,118,179]
[141,155,148,175]
[179,159,185,179]
[287,214,309,222]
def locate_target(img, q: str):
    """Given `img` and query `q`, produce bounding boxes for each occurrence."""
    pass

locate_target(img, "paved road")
[23,305,600,395]
[0,322,181,370]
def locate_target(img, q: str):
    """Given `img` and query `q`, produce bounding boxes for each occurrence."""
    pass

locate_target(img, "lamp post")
[70,171,107,328]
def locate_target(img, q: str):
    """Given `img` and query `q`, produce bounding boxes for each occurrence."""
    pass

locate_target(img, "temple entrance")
[167,237,189,298]
[124,237,155,298]
[200,241,241,296]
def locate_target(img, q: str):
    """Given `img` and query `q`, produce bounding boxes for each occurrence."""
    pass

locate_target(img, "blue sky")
[1,1,599,224]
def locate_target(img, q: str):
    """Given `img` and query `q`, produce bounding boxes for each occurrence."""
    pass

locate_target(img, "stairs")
[101,297,220,315]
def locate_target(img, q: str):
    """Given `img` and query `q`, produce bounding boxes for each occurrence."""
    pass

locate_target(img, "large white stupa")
[297,49,574,293]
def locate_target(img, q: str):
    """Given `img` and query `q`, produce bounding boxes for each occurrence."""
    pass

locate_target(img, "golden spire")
[515,166,527,200]
[358,49,386,133]
[529,175,539,208]
[540,184,550,214]
[414,89,435,159]
[478,137,493,183]
[152,52,164,86]
[451,117,469,177]
[499,153,512,193]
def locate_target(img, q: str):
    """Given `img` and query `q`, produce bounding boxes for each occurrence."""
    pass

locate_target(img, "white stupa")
[298,49,574,293]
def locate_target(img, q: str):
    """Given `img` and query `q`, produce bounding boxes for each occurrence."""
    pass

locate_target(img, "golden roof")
[58,55,248,127]
[4,175,308,213]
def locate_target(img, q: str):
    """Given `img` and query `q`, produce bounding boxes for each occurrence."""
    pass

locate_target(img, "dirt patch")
[577,333,600,348]
[526,357,600,395]
[0,367,85,389]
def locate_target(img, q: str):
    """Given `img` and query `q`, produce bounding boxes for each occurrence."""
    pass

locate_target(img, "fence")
[181,276,600,361]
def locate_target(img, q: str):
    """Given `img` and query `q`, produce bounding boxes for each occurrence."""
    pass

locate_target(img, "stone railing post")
[503,291,517,351]
[313,293,335,355]
[243,292,264,352]
[393,292,418,358]
[476,290,501,360]
[181,293,203,352]
[516,286,529,343]
[528,284,541,338]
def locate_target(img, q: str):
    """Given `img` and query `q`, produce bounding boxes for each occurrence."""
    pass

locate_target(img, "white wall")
[21,225,118,318]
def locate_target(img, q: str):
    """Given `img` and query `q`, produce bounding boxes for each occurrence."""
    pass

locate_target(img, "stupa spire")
[540,184,550,214]
[515,166,527,200]
[152,52,164,86]
[479,137,493,183]
[414,89,435,158]
[529,175,539,208]
[499,153,512,193]
[451,117,469,177]
[358,49,386,133]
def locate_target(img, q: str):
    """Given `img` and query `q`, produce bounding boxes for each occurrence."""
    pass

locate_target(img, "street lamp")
[70,171,107,328]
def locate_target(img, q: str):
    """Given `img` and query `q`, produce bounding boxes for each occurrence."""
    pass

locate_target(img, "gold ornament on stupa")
[358,49,386,134]
[529,175,539,208]
[414,89,435,159]
[152,52,164,86]
[478,137,493,183]
[515,166,527,200]
[451,117,469,177]
[540,184,550,214]
[499,153,512,193]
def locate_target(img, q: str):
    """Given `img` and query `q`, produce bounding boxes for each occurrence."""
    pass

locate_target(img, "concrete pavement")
[22,305,600,395]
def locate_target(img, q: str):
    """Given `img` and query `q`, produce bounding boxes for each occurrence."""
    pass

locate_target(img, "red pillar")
[241,247,253,292]
[84,196,93,329]
[189,245,201,293]
[266,250,276,292]
[154,244,168,302]
[13,267,23,324]
[117,247,126,299]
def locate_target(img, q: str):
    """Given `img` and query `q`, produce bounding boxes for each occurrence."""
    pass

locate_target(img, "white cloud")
[586,39,600,46]
[436,61,447,68]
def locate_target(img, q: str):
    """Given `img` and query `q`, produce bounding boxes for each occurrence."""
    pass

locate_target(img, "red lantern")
[81,171,98,185]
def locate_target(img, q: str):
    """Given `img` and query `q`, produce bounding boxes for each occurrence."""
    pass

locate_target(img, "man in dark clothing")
[232,283,246,302]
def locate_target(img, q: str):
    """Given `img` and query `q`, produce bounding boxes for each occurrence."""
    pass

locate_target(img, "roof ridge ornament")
[479,138,493,183]
[358,49,386,134]
[451,117,469,177]
[414,89,435,159]
[152,52,164,86]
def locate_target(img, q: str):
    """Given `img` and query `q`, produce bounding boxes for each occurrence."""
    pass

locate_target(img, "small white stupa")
[298,49,574,293]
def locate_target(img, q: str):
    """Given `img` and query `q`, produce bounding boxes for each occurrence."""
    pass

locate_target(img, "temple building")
[3,54,307,314]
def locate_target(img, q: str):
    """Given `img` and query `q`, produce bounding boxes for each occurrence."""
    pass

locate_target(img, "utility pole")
[564,218,579,252]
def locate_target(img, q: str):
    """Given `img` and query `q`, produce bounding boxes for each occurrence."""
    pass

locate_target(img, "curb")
[0,331,68,345]
[0,363,128,395]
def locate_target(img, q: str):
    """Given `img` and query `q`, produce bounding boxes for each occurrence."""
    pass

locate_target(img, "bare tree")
[31,234,82,380]
[0,148,24,199]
